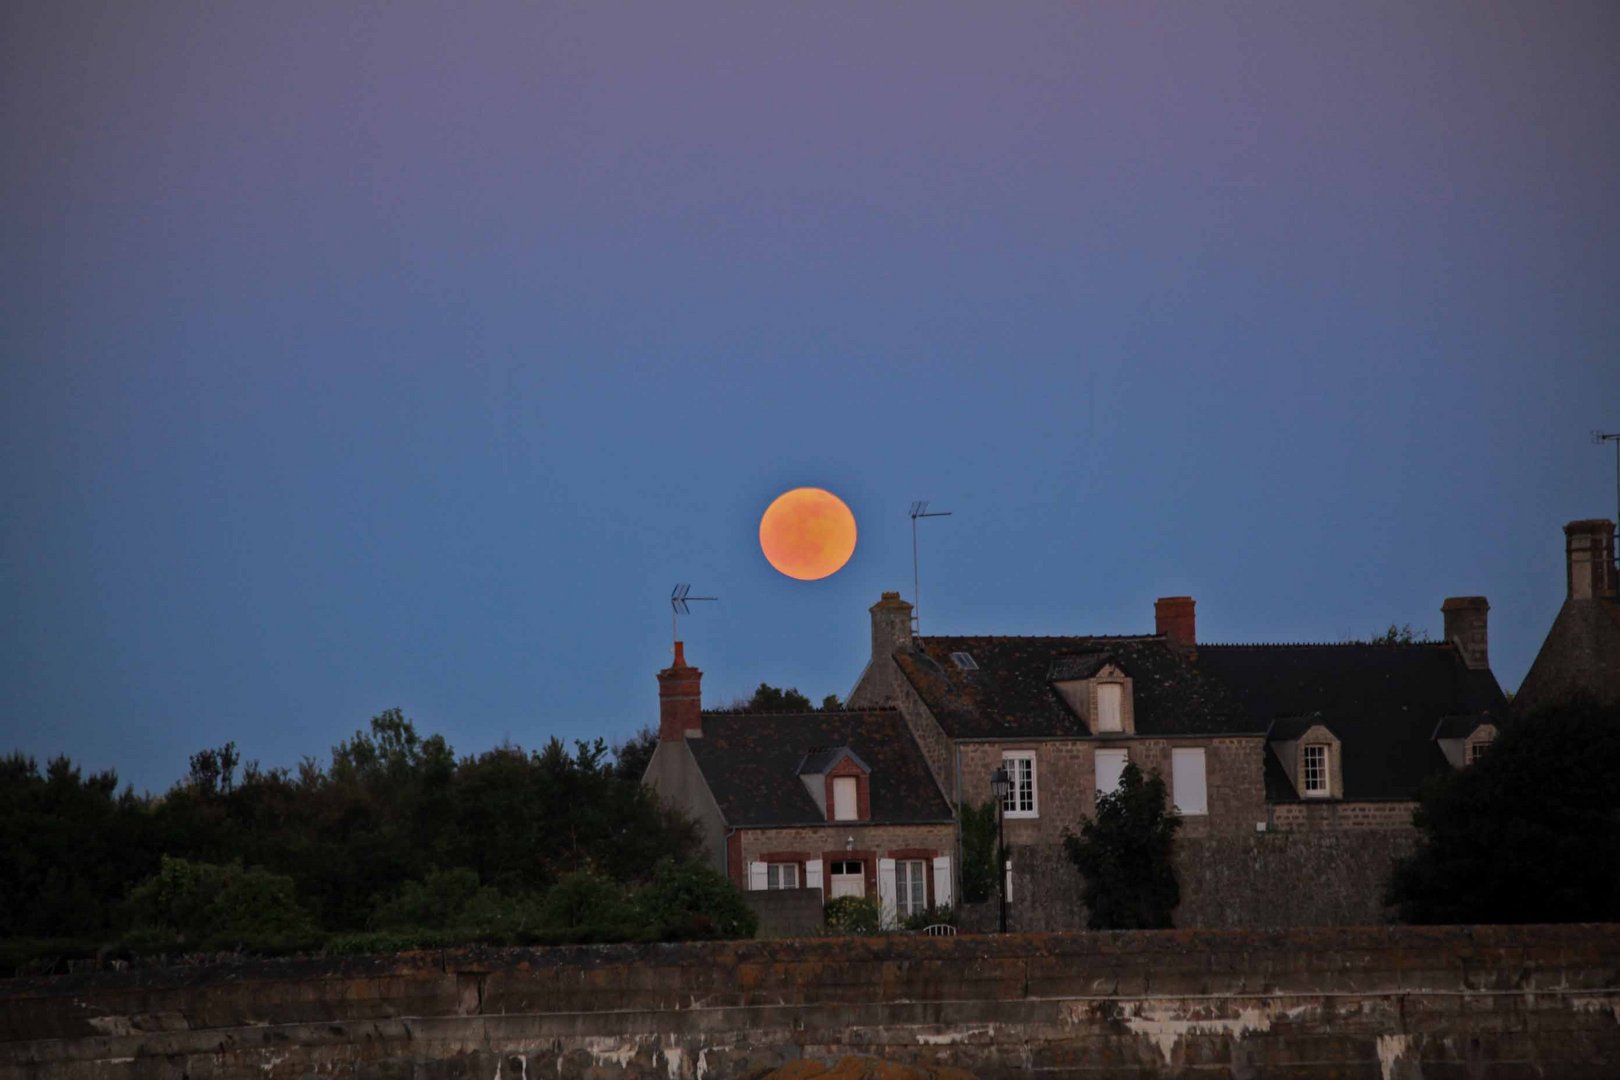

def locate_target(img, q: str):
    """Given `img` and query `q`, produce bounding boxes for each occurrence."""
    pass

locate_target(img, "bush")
[538,870,640,936]
[823,895,881,934]
[901,904,955,931]
[635,859,757,940]
[126,855,316,948]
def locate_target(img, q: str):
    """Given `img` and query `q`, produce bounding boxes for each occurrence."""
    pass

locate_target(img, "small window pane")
[896,860,928,917]
[1002,754,1036,816]
[767,863,798,889]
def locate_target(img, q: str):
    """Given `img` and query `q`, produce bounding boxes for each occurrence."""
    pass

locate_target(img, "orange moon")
[759,488,858,581]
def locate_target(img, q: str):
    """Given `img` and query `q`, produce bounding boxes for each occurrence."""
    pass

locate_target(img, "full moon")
[759,487,858,581]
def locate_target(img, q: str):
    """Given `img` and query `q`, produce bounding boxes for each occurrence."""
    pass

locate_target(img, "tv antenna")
[1595,431,1620,542]
[670,583,716,651]
[909,501,952,637]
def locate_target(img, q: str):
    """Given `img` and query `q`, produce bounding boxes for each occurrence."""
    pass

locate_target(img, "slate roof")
[896,635,1257,740]
[1514,596,1620,714]
[797,746,869,776]
[687,710,952,828]
[1197,644,1507,800]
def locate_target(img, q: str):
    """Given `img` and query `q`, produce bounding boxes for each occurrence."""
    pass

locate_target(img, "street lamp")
[990,766,1010,933]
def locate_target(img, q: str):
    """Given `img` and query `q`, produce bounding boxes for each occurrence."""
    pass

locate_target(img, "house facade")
[643,643,956,928]
[847,588,1508,928]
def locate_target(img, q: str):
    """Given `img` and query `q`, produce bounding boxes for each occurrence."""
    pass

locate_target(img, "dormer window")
[798,745,871,822]
[1049,656,1135,735]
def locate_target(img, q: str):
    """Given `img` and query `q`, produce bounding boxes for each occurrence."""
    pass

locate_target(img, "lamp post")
[990,766,1010,933]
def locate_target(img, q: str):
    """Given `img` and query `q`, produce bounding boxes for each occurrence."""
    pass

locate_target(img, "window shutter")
[1172,748,1207,815]
[1095,748,1127,798]
[932,855,953,910]
[833,776,858,820]
[747,861,768,891]
[805,858,824,897]
[877,858,898,929]
[1097,683,1123,732]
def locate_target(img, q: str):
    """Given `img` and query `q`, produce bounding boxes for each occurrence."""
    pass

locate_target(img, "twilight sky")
[4,2,1618,794]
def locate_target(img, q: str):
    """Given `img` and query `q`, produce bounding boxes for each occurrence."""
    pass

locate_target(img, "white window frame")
[895,859,929,919]
[832,775,858,821]
[1301,744,1329,797]
[766,862,799,890]
[1466,739,1491,765]
[1171,747,1207,816]
[1094,748,1128,802]
[1001,751,1038,818]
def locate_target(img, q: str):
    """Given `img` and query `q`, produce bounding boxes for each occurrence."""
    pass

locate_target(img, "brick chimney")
[870,591,914,658]
[1155,596,1196,647]
[1441,596,1490,670]
[657,642,703,742]
[1565,519,1618,601]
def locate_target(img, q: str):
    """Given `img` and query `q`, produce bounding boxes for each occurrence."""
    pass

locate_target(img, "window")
[1001,752,1037,817]
[1096,683,1123,732]
[1171,748,1207,815]
[1095,748,1127,801]
[766,863,799,889]
[950,652,978,670]
[895,860,928,918]
[832,776,858,820]
[1466,739,1491,765]
[1302,744,1328,796]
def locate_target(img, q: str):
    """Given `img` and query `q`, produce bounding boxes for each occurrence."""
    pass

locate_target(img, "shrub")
[126,855,316,948]
[635,859,757,940]
[1062,762,1181,929]
[823,895,881,935]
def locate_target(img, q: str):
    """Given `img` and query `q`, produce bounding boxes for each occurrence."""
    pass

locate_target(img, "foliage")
[1361,624,1433,645]
[820,694,843,711]
[537,869,639,936]
[612,726,659,782]
[126,855,316,948]
[1062,763,1182,929]
[823,895,881,935]
[1386,701,1620,924]
[742,683,814,712]
[0,708,705,958]
[635,858,757,940]
[958,801,999,904]
[900,904,956,931]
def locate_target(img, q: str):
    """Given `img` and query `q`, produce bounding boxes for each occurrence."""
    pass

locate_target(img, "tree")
[612,726,659,782]
[739,683,814,712]
[1062,763,1182,929]
[958,801,998,904]
[1362,624,1433,645]
[635,858,757,940]
[1387,700,1620,924]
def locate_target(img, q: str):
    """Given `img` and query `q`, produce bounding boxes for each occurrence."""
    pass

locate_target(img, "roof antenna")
[670,583,717,653]
[1596,431,1620,545]
[909,501,952,638]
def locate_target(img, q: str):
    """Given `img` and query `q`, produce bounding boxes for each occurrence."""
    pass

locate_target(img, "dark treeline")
[1,711,753,969]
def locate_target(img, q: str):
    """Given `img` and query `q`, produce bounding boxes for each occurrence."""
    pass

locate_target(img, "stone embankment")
[4,924,1619,1078]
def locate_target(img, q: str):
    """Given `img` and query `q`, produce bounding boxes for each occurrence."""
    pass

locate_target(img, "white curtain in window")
[877,857,898,928]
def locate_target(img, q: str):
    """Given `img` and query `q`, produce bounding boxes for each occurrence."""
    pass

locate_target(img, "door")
[828,859,865,898]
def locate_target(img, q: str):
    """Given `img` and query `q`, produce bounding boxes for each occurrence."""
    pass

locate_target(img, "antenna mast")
[670,583,717,653]
[1596,431,1620,547]
[909,501,952,638]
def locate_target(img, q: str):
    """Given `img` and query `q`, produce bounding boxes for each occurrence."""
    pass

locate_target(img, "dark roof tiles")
[688,710,951,828]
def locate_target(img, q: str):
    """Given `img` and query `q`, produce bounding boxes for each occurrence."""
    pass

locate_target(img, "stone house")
[846,588,1508,929]
[643,643,956,928]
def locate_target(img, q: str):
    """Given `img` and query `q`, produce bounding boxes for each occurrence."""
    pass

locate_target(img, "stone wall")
[1005,828,1421,932]
[741,888,825,938]
[5,925,1620,1079]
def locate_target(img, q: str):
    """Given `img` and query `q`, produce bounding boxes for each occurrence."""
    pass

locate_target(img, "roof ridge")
[920,633,1160,643]
[702,706,901,717]
[1200,641,1449,649]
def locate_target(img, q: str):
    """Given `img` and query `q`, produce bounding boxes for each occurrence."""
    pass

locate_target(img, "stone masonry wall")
[6,925,1620,1079]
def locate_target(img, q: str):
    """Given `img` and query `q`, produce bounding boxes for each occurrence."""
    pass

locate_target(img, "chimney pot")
[1564,519,1618,601]
[870,591,914,659]
[1155,596,1196,647]
[1441,596,1490,670]
[657,642,703,742]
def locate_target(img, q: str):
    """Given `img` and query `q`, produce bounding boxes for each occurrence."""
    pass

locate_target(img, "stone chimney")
[657,642,703,742]
[870,591,914,658]
[1565,519,1618,601]
[1441,597,1490,671]
[1155,596,1196,647]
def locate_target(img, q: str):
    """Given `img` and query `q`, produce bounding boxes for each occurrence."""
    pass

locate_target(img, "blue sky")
[4,2,1617,793]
